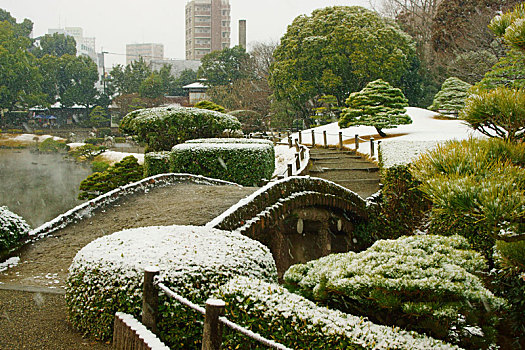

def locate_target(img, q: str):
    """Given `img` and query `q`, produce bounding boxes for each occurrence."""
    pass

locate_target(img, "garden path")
[0,183,257,349]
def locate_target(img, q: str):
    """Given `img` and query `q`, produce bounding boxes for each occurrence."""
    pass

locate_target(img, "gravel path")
[0,183,256,349]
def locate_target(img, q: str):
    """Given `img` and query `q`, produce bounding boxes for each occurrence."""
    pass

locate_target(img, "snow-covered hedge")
[65,225,277,347]
[143,151,171,177]
[119,106,241,151]
[218,277,460,350]
[284,235,506,349]
[170,140,275,186]
[0,206,30,252]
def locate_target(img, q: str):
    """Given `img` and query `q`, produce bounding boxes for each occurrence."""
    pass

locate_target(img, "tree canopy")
[428,77,471,112]
[338,79,411,137]
[269,6,418,118]
[197,45,250,87]
[35,33,77,58]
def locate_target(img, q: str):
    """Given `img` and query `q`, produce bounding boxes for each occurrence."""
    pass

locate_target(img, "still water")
[0,149,91,228]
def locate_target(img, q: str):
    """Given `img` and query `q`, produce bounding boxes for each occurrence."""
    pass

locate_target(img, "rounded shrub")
[0,206,30,252]
[65,225,277,348]
[284,235,507,348]
[143,151,171,177]
[119,106,241,151]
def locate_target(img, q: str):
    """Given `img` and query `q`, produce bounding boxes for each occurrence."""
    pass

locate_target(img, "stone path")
[307,147,380,198]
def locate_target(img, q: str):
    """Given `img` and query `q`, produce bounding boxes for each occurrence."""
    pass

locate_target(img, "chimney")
[239,19,246,49]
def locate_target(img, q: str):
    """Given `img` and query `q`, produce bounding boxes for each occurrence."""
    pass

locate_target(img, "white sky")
[1,0,371,67]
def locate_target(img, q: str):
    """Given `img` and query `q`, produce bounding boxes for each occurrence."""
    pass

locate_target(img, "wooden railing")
[134,267,292,350]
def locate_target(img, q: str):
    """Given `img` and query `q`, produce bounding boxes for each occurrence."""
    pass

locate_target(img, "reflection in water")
[0,149,91,228]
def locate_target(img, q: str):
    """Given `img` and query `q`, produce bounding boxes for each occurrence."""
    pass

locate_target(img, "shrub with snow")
[170,139,275,186]
[143,151,171,177]
[65,225,277,348]
[218,276,460,350]
[119,106,241,151]
[428,77,471,113]
[0,206,30,252]
[284,235,506,349]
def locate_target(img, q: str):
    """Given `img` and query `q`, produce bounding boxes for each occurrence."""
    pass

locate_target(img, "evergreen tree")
[429,77,471,113]
[339,79,411,137]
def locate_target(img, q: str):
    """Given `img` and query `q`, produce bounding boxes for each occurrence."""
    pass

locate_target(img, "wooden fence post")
[295,153,300,172]
[339,132,343,150]
[355,134,359,150]
[287,164,293,177]
[202,299,225,350]
[142,267,160,334]
[298,131,302,144]
[288,136,292,148]
[323,130,327,148]
[294,139,300,152]
[370,137,375,157]
[311,130,315,147]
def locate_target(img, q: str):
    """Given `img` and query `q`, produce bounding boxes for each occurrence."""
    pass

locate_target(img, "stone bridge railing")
[207,176,374,235]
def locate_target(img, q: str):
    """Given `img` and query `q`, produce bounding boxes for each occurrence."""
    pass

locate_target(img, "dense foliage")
[65,225,277,348]
[78,156,143,200]
[0,206,30,252]
[143,151,171,177]
[193,100,226,112]
[170,139,275,186]
[339,79,411,137]
[269,6,419,118]
[37,138,67,153]
[197,46,250,87]
[284,235,506,348]
[412,138,525,258]
[119,106,241,151]
[219,277,458,349]
[428,77,471,113]
[460,87,525,142]
[227,110,265,133]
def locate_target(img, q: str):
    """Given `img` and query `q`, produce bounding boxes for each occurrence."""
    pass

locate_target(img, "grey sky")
[2,0,371,67]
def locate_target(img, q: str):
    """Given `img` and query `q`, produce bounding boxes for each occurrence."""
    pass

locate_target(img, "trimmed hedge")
[170,140,274,186]
[0,206,30,252]
[218,277,460,350]
[119,106,241,151]
[143,152,171,177]
[65,225,277,348]
[284,235,506,349]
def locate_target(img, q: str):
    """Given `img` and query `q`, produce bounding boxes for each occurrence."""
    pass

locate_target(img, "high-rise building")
[185,0,231,60]
[126,43,164,65]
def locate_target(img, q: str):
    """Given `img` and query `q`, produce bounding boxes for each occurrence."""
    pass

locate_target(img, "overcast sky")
[1,0,372,67]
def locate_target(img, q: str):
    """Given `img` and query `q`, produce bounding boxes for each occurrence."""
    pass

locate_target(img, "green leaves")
[428,77,471,112]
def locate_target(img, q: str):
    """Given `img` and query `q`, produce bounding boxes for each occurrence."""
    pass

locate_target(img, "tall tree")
[0,9,32,39]
[35,33,77,58]
[107,57,151,95]
[171,69,197,96]
[60,55,99,111]
[197,45,250,86]
[269,6,418,119]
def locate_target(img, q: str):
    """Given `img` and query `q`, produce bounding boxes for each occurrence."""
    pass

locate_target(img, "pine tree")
[338,79,411,137]
[429,77,472,113]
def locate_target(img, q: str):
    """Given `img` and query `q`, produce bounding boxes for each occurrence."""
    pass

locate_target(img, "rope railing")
[290,130,379,157]
[140,267,293,350]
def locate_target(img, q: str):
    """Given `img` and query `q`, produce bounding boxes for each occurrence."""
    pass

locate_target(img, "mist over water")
[0,149,91,228]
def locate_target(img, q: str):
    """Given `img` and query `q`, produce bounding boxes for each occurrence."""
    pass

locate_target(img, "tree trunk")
[376,127,387,138]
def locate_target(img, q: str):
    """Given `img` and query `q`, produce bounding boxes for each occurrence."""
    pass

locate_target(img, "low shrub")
[119,106,241,151]
[65,225,277,348]
[96,127,112,138]
[428,77,471,113]
[194,100,226,113]
[84,138,104,145]
[0,206,30,252]
[78,156,143,200]
[412,138,525,259]
[90,161,110,173]
[143,152,171,177]
[170,139,274,186]
[284,235,506,349]
[37,138,67,153]
[218,276,460,350]
[68,144,106,162]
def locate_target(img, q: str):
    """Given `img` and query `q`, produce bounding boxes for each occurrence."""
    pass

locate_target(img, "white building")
[126,43,164,66]
[48,27,97,64]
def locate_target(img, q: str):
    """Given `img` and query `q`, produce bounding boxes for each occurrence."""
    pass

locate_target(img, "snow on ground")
[0,256,20,274]
[290,107,486,167]
[66,142,86,150]
[94,150,144,165]
[273,144,309,178]
[0,133,65,147]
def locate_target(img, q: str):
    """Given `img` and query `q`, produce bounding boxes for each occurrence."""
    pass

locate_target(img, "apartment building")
[126,43,164,66]
[185,0,231,60]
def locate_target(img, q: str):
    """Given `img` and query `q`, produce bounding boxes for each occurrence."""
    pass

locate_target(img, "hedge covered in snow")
[0,206,30,252]
[65,225,277,348]
[143,151,171,177]
[119,106,241,151]
[170,140,275,186]
[218,277,460,350]
[284,235,506,349]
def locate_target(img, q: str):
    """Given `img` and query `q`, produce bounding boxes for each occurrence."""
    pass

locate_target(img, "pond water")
[0,149,91,228]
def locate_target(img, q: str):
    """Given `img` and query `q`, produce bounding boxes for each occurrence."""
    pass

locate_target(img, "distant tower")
[239,20,246,49]
[185,0,231,60]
